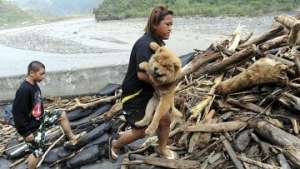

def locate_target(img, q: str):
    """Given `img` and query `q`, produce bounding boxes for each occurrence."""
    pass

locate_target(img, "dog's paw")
[172,108,183,118]
[135,120,148,127]
[139,62,149,70]
[145,127,156,136]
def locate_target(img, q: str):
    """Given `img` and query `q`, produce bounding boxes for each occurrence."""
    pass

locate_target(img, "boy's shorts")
[25,109,62,157]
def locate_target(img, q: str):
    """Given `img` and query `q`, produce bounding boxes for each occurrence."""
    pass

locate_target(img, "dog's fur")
[135,42,182,135]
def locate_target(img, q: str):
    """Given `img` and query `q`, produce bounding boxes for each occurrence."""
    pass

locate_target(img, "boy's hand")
[25,133,34,142]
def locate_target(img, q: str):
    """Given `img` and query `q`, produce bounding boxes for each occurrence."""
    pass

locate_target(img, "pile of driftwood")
[2,14,300,169]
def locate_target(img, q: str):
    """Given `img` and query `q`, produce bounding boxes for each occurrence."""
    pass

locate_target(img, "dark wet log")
[128,154,200,169]
[66,122,111,150]
[216,58,288,95]
[254,121,300,168]
[44,146,73,164]
[5,138,28,160]
[239,26,284,48]
[67,108,93,121]
[70,104,111,129]
[195,46,257,76]
[185,121,247,133]
[66,145,101,168]
[221,135,245,169]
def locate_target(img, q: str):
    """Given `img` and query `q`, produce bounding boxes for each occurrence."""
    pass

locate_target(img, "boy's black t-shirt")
[12,80,44,137]
[121,33,164,112]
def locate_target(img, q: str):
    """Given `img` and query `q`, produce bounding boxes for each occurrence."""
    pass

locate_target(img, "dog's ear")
[173,61,181,72]
[149,42,160,51]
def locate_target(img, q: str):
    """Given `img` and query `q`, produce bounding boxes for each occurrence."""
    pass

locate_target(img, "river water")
[0,15,279,77]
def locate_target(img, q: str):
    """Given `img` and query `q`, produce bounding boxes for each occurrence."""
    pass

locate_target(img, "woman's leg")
[111,127,146,158]
[157,112,171,153]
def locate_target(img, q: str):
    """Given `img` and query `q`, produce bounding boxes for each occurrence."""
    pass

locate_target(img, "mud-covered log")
[275,15,298,29]
[278,92,300,112]
[239,26,284,48]
[254,121,300,168]
[221,135,245,169]
[185,121,247,133]
[128,154,200,169]
[179,50,221,80]
[195,46,257,76]
[258,35,288,51]
[216,58,288,95]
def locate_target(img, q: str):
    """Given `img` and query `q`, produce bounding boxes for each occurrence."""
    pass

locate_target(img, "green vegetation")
[0,0,36,27]
[94,0,300,20]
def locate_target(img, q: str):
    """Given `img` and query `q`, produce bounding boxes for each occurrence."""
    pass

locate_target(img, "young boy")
[12,61,83,169]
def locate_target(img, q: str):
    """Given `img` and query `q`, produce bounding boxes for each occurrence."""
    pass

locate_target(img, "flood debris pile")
[2,14,300,169]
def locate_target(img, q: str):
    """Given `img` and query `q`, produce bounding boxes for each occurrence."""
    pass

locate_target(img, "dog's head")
[148,42,182,84]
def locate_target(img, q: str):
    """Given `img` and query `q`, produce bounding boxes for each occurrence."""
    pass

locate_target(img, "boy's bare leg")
[27,154,40,169]
[58,111,77,142]
[111,128,146,156]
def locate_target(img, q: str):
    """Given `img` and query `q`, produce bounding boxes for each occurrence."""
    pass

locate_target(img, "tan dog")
[135,42,182,135]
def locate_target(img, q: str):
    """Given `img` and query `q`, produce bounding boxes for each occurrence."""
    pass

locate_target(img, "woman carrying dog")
[110,5,177,160]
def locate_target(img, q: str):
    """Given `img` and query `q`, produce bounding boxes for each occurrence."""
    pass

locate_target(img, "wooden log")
[66,94,120,112]
[190,75,223,119]
[194,45,257,76]
[228,24,242,52]
[258,35,288,51]
[277,153,292,169]
[239,26,284,48]
[179,51,221,81]
[275,15,298,29]
[238,155,280,169]
[215,58,288,95]
[254,121,300,168]
[274,15,300,46]
[221,135,245,169]
[129,154,200,169]
[226,98,264,113]
[185,121,247,133]
[278,92,300,111]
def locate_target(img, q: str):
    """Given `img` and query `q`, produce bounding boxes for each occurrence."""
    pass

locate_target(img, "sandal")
[156,148,178,160]
[108,133,119,161]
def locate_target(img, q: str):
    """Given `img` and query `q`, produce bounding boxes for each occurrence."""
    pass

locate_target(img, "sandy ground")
[0,15,276,77]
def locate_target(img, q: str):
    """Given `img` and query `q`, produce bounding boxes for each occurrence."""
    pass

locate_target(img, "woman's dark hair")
[145,5,173,34]
[27,61,45,75]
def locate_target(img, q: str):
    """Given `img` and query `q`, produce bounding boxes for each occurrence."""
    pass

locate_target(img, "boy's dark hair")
[27,61,45,75]
[145,5,173,34]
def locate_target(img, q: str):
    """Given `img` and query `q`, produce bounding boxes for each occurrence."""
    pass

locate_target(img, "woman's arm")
[137,71,159,87]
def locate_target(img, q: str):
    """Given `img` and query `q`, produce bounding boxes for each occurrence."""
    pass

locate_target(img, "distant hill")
[6,0,103,16]
[94,0,300,21]
[0,0,34,27]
